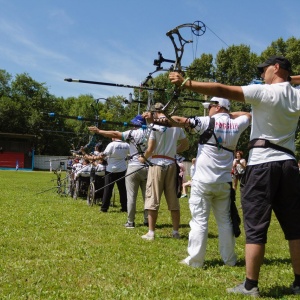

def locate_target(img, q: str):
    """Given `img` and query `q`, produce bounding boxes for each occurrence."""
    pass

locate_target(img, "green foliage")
[1,37,300,157]
[215,44,259,86]
[261,37,300,76]
[0,69,12,97]
[187,53,215,81]
[0,170,297,299]
[295,131,300,161]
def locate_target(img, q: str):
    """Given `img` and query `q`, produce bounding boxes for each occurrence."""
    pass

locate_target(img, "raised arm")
[88,126,122,139]
[177,137,189,153]
[138,138,156,163]
[291,75,300,85]
[230,111,252,121]
[169,72,245,102]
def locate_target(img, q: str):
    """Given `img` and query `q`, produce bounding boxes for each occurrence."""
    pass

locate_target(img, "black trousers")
[101,170,127,211]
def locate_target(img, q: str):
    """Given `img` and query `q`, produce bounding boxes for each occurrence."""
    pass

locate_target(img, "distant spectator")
[180,158,196,198]
[231,151,247,190]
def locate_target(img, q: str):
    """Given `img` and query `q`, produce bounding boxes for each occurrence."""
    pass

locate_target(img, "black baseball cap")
[257,55,292,74]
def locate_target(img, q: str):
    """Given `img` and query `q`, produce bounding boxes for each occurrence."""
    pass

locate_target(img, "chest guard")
[199,117,234,154]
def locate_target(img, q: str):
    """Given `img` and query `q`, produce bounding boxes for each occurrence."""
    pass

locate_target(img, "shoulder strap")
[124,129,134,143]
[199,118,234,154]
[199,118,215,144]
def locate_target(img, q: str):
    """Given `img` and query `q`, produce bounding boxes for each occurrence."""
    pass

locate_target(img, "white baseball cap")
[210,97,230,111]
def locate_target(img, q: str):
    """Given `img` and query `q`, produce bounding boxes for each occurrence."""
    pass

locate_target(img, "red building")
[0,133,35,170]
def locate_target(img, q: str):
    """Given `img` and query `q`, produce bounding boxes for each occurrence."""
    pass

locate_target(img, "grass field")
[0,170,297,299]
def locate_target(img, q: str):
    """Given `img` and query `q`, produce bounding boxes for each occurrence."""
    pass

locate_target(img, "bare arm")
[177,137,189,153]
[88,126,122,139]
[241,159,247,167]
[291,75,300,85]
[141,111,190,128]
[138,138,156,163]
[169,72,245,102]
[230,111,252,121]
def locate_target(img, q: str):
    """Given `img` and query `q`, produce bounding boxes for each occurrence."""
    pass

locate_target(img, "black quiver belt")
[248,138,295,157]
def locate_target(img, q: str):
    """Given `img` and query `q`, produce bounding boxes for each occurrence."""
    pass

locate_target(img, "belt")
[152,155,175,162]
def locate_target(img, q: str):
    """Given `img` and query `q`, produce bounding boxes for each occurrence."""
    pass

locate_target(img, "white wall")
[34,155,69,171]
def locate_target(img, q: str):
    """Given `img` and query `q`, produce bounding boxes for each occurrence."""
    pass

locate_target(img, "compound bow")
[154,21,206,120]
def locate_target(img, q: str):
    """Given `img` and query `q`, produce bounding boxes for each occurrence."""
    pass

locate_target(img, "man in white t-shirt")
[88,115,149,226]
[154,98,251,267]
[169,56,300,297]
[99,138,130,212]
[139,103,189,240]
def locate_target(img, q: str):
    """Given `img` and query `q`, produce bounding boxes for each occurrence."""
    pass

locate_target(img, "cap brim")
[257,62,270,73]
[257,62,269,68]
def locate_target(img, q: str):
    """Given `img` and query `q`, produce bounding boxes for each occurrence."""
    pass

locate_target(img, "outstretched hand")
[142,112,154,123]
[88,126,99,134]
[169,72,185,86]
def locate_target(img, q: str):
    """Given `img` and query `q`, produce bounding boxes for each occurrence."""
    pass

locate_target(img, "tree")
[0,69,12,98]
[260,37,300,76]
[215,44,259,86]
[187,53,215,81]
[1,35,300,158]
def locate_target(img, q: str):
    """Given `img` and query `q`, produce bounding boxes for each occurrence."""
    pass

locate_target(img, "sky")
[0,0,299,101]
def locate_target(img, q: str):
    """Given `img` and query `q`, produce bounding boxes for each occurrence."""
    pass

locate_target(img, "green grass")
[0,170,297,299]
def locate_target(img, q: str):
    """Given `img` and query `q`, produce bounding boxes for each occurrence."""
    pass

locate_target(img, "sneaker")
[179,259,202,268]
[227,282,260,297]
[179,259,189,266]
[172,232,181,239]
[291,284,300,295]
[124,221,135,229]
[180,194,187,198]
[141,232,154,240]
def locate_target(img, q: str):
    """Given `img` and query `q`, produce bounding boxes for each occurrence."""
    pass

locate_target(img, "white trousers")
[183,180,237,268]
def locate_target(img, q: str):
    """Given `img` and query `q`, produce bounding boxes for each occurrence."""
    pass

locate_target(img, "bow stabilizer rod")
[42,112,148,129]
[64,78,165,92]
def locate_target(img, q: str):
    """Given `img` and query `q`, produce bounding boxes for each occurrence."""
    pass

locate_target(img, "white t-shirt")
[122,128,149,166]
[103,140,130,172]
[190,113,250,183]
[242,82,300,165]
[148,125,186,166]
[72,162,82,173]
[95,162,105,176]
[75,164,92,178]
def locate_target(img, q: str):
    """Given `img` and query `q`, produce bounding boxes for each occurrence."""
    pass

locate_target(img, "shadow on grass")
[261,285,294,298]
[203,258,245,268]
[263,257,291,265]
[203,254,291,269]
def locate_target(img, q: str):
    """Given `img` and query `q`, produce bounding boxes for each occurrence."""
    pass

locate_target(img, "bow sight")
[153,52,176,71]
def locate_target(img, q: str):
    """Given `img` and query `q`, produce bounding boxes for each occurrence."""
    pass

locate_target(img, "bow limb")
[160,21,206,123]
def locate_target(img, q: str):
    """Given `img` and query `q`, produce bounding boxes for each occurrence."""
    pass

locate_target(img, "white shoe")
[179,259,189,266]
[141,232,154,240]
[179,258,202,268]
[180,194,187,198]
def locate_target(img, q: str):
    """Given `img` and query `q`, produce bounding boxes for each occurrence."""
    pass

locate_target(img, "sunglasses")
[208,103,219,110]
